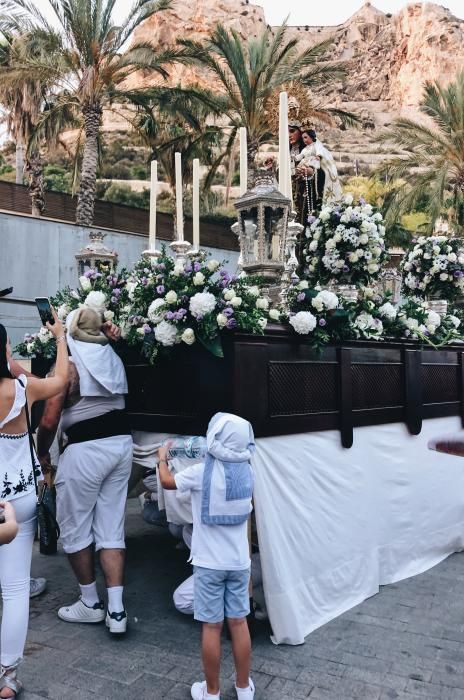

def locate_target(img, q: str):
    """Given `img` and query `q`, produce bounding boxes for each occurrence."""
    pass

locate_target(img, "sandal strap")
[0,660,23,694]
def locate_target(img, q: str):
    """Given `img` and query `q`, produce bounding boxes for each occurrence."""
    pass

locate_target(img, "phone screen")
[35,297,54,326]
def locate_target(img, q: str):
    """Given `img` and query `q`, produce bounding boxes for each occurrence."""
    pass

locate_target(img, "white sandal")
[0,659,23,698]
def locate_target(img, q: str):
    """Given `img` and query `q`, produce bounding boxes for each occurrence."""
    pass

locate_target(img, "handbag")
[22,383,60,555]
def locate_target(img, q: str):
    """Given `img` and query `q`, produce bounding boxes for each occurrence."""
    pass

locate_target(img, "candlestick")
[239,127,247,195]
[192,158,200,250]
[278,92,292,203]
[175,152,184,241]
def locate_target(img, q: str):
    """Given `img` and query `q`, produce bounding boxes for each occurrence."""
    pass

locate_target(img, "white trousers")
[56,436,133,554]
[0,492,36,666]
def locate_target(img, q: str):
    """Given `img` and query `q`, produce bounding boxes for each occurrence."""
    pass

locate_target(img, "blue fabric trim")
[201,453,253,526]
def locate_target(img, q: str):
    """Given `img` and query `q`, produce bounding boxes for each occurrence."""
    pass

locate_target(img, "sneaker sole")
[58,611,105,624]
[105,618,127,634]
[30,588,47,599]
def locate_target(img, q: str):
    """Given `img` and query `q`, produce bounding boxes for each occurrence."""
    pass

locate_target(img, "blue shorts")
[193,566,250,623]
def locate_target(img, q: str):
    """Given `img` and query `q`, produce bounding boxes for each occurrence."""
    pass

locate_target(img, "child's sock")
[206,693,220,699]
[79,581,99,607]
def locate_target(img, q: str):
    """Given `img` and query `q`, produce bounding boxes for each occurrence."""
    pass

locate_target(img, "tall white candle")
[148,160,157,250]
[175,152,184,241]
[278,91,292,203]
[192,158,200,249]
[239,127,247,195]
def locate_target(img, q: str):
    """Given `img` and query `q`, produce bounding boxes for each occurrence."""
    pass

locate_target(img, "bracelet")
[56,334,66,343]
[158,459,168,465]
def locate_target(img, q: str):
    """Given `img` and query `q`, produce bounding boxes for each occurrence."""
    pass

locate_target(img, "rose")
[426,310,441,328]
[37,327,53,344]
[314,290,339,310]
[172,264,184,277]
[256,297,269,310]
[247,285,260,297]
[269,309,280,320]
[126,281,137,300]
[449,315,461,328]
[181,328,195,345]
[230,296,242,308]
[193,272,205,286]
[79,276,92,291]
[343,193,354,205]
[57,303,70,321]
[104,310,115,321]
[217,313,227,328]
[165,290,178,304]
[223,289,235,301]
[147,298,166,323]
[207,259,220,272]
[84,290,106,311]
[154,321,178,346]
[258,318,268,330]
[378,302,397,320]
[298,280,309,290]
[289,311,317,335]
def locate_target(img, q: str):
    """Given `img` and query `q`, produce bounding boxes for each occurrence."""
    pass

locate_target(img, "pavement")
[15,501,464,700]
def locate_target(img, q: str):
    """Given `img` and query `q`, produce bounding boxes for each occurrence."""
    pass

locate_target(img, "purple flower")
[165,311,175,320]
[111,296,118,305]
[343,265,350,272]
[194,262,202,272]
[84,270,93,278]
[113,288,121,297]
[454,270,463,278]
[307,215,316,225]
[359,197,366,205]
[141,277,148,286]
[158,263,166,271]
[319,318,327,327]
[156,285,165,294]
[219,269,228,277]
[143,324,151,335]
[297,292,305,302]
[227,318,237,329]
[185,264,193,274]
[223,307,234,317]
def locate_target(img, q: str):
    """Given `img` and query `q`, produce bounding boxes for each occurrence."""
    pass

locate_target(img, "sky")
[31,0,464,27]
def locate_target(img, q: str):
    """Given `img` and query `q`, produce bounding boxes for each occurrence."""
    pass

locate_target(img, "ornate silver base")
[426,298,448,315]
[142,248,161,258]
[169,239,192,266]
[329,283,359,303]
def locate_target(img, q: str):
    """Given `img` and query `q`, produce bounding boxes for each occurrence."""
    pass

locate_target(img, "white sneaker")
[58,598,105,624]
[105,610,127,635]
[236,679,255,699]
[30,577,47,598]
[191,680,220,699]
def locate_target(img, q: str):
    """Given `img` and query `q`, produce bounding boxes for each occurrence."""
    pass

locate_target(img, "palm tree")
[131,85,235,208]
[377,72,464,235]
[177,23,350,172]
[1,0,176,226]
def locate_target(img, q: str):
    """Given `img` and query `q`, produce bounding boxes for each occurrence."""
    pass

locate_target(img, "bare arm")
[8,358,35,379]
[157,445,177,490]
[27,308,69,404]
[36,362,77,462]
[0,502,18,545]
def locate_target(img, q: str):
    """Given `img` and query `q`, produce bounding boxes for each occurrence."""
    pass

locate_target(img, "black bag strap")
[17,377,39,499]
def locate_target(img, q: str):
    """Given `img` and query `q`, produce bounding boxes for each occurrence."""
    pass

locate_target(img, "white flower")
[230,296,242,308]
[354,312,383,337]
[104,310,115,321]
[57,303,70,321]
[298,280,309,290]
[154,321,178,346]
[84,290,106,312]
[269,309,280,321]
[449,315,461,328]
[426,310,441,328]
[181,328,196,345]
[136,327,146,337]
[289,311,317,335]
[193,272,205,286]
[258,318,268,330]
[349,252,359,263]
[26,342,34,353]
[325,238,337,251]
[319,208,331,222]
[343,193,354,205]
[359,234,369,245]
[373,212,383,222]
[362,287,375,299]
[79,276,92,291]
[223,289,236,301]
[367,263,379,274]
[256,297,269,310]
[309,240,318,252]
[190,292,217,319]
[126,281,137,300]
[427,325,437,334]
[312,297,323,312]
[315,290,339,310]
[37,326,52,344]
[147,298,166,323]
[217,313,227,328]
[207,259,220,272]
[379,302,397,320]
[405,317,419,331]
[247,285,260,297]
[439,272,449,281]
[172,264,184,277]
[165,290,178,304]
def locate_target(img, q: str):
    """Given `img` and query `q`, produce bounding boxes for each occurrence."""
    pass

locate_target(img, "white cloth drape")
[253,417,464,644]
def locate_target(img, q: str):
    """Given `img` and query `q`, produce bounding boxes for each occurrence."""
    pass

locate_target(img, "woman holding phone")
[0,309,68,698]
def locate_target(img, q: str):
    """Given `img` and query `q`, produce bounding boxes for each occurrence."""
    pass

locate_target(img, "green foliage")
[343,176,389,206]
[0,154,13,176]
[44,164,71,193]
[102,184,150,209]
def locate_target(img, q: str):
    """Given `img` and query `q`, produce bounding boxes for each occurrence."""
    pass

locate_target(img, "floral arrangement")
[16,249,270,364]
[401,235,464,301]
[117,249,269,363]
[302,194,389,287]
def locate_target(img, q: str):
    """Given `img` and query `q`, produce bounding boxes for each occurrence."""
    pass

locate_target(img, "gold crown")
[265,81,316,137]
[300,117,315,132]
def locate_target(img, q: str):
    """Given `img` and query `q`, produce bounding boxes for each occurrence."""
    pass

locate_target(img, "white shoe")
[30,577,47,598]
[105,610,127,635]
[58,598,105,624]
[236,679,255,699]
[191,680,220,699]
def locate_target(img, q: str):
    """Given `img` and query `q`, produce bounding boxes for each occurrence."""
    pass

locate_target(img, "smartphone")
[0,507,4,524]
[35,297,55,326]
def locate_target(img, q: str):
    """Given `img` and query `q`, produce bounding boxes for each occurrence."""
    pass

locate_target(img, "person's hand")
[297,165,314,177]
[46,307,65,340]
[158,442,171,463]
[0,501,16,524]
[102,321,121,342]
[39,452,52,473]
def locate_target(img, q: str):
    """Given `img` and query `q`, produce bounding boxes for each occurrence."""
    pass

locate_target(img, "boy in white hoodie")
[158,413,255,700]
